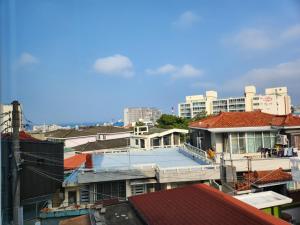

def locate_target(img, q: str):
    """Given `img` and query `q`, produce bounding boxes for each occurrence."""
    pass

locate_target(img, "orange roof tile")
[236,168,292,191]
[64,154,89,170]
[189,111,300,129]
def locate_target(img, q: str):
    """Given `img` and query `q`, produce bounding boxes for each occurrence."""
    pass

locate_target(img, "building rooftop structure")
[235,168,293,191]
[234,191,292,210]
[129,184,289,225]
[72,138,129,152]
[63,147,218,186]
[46,126,132,138]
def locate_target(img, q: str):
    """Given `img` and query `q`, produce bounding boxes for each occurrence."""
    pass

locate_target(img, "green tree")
[156,114,189,129]
[191,111,208,121]
[135,121,145,126]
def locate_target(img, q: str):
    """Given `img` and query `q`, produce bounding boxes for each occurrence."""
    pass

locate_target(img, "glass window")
[263,132,271,148]
[239,133,246,154]
[223,133,230,153]
[231,133,239,154]
[255,132,263,151]
[247,132,256,153]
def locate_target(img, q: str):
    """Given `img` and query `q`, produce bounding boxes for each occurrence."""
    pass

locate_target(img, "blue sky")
[1,0,300,124]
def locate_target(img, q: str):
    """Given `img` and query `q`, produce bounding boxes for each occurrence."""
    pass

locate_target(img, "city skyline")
[1,0,300,123]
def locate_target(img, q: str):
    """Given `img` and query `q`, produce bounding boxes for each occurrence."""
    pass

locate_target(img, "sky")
[1,0,300,124]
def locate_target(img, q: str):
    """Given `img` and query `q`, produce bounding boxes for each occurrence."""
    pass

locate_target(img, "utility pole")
[11,101,23,225]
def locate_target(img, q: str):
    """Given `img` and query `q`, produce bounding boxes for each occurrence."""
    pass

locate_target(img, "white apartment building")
[178,86,292,118]
[124,107,162,126]
[0,103,23,133]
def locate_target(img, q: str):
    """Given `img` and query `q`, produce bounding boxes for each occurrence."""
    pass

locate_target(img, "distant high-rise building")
[178,86,292,119]
[124,107,162,126]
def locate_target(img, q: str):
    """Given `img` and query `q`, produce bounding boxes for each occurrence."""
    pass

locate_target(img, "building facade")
[189,111,300,172]
[61,147,219,208]
[178,86,292,118]
[124,107,162,126]
[130,126,188,149]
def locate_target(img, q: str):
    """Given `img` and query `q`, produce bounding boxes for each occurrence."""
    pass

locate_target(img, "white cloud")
[225,24,300,51]
[93,54,134,78]
[173,11,200,29]
[223,59,300,91]
[146,64,177,75]
[146,64,203,79]
[228,28,274,50]
[280,24,300,40]
[18,52,39,65]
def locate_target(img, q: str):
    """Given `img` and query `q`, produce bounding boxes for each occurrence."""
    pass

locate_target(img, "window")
[231,133,239,154]
[247,132,256,153]
[263,132,271,148]
[135,139,139,145]
[255,132,263,151]
[96,181,126,200]
[238,133,246,154]
[131,184,146,195]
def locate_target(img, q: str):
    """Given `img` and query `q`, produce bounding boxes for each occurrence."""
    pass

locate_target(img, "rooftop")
[45,126,132,138]
[63,147,214,185]
[129,184,289,225]
[64,154,92,171]
[91,148,208,171]
[234,191,292,209]
[235,168,293,191]
[189,111,300,129]
[72,138,129,152]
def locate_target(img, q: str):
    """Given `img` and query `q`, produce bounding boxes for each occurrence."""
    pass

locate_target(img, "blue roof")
[92,147,209,171]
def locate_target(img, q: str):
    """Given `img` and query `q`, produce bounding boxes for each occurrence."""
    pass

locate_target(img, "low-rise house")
[234,168,293,194]
[45,126,132,148]
[189,111,300,171]
[60,147,219,207]
[130,126,188,149]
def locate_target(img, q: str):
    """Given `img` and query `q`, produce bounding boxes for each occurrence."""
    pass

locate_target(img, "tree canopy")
[156,112,208,129]
[156,114,190,129]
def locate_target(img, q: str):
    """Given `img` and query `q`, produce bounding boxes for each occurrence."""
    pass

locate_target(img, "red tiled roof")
[1,131,39,142]
[189,111,300,129]
[236,168,292,191]
[59,215,90,225]
[129,184,289,225]
[64,153,91,170]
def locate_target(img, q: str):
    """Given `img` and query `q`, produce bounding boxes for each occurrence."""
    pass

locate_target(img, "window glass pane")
[231,133,238,138]
[247,132,256,153]
[255,132,262,151]
[231,134,239,154]
[263,132,271,148]
[239,137,246,154]
[223,133,230,153]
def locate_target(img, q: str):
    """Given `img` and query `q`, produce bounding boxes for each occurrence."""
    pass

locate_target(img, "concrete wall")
[97,132,131,141]
[64,136,97,148]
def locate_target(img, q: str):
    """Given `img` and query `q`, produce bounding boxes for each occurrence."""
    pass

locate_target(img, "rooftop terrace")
[92,147,208,171]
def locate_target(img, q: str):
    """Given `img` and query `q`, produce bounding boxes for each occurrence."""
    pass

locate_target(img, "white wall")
[97,132,131,140]
[64,136,97,148]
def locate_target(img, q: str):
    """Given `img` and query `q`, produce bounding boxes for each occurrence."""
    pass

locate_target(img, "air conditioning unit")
[276,134,288,145]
